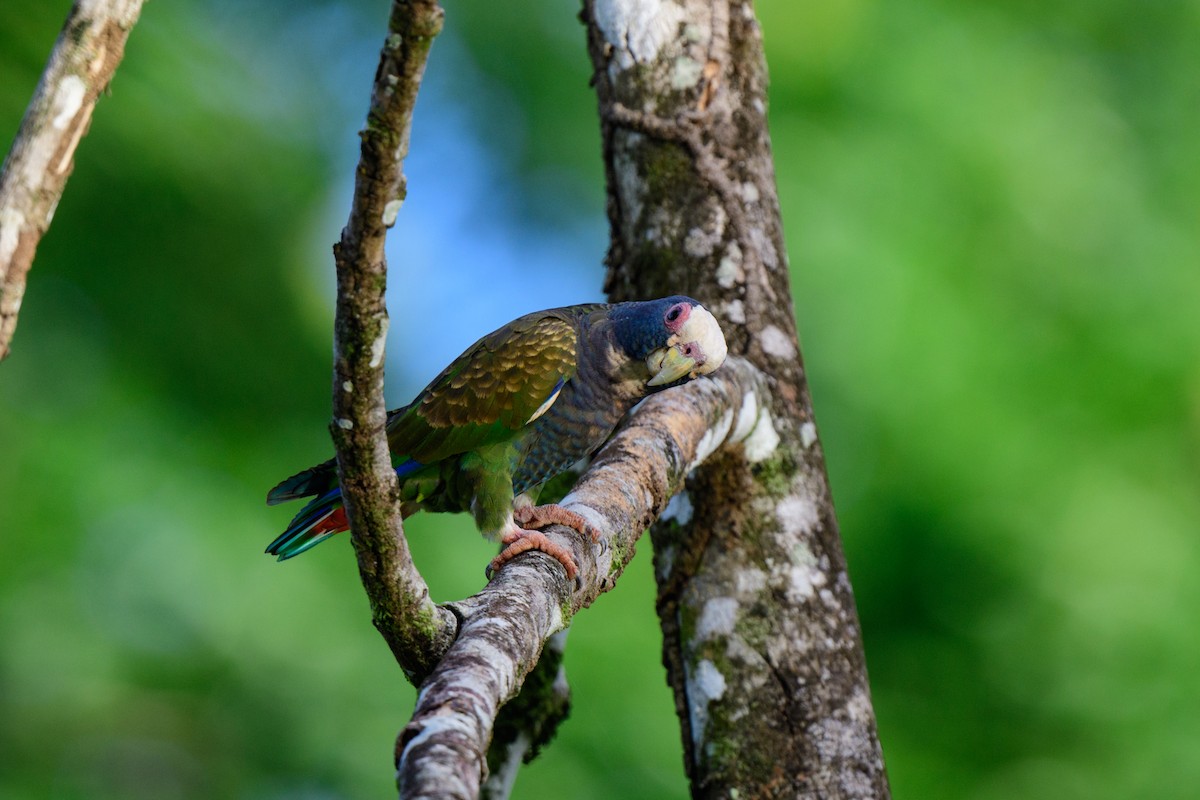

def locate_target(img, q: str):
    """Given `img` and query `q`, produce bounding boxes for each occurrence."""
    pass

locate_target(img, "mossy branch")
[330,0,455,683]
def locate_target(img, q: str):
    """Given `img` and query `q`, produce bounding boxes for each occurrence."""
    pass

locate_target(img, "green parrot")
[266,295,727,579]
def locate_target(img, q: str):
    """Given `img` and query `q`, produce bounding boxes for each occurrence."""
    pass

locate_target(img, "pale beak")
[646,345,697,387]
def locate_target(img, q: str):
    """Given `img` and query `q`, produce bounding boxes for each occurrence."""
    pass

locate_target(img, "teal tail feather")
[265,459,424,560]
[265,486,347,560]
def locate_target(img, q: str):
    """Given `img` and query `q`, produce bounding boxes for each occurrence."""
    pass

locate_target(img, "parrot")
[265,295,728,580]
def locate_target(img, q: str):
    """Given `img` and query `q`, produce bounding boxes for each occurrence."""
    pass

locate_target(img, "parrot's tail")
[265,488,349,560]
[266,459,425,560]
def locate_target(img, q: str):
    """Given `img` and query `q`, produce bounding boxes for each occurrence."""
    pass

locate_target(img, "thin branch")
[0,0,145,361]
[395,358,769,799]
[330,0,455,683]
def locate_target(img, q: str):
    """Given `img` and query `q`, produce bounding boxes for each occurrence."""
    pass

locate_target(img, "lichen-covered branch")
[482,630,571,800]
[330,0,455,682]
[0,0,145,361]
[583,0,891,797]
[396,357,770,799]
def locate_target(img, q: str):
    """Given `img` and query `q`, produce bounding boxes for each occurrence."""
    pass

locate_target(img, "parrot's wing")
[386,313,579,465]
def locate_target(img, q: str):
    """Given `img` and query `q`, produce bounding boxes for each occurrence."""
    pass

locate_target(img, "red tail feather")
[312,506,349,536]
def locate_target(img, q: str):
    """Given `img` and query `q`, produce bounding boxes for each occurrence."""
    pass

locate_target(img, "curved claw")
[512,503,600,541]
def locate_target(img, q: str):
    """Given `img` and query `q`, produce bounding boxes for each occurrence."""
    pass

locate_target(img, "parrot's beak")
[646,345,697,387]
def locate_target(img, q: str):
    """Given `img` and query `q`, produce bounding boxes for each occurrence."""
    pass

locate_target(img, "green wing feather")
[386,312,580,465]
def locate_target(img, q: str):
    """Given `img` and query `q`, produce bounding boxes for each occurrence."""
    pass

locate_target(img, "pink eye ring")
[664,302,690,330]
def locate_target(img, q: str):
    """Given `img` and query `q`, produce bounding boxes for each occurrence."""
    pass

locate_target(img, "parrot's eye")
[664,302,690,330]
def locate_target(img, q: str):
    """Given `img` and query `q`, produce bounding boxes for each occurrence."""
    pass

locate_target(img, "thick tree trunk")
[582,1,891,797]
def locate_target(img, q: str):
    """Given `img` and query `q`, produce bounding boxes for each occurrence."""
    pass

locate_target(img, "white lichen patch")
[613,140,645,224]
[401,714,474,753]
[694,660,726,701]
[696,597,738,641]
[800,421,818,448]
[736,567,767,594]
[595,0,686,69]
[760,324,796,360]
[771,504,827,602]
[368,318,389,368]
[547,600,565,634]
[687,658,727,746]
[382,198,403,227]
[644,206,679,247]
[725,299,746,324]
[776,496,819,538]
[689,408,734,470]
[683,227,715,257]
[730,390,758,442]
[784,564,818,601]
[341,380,353,393]
[656,542,677,581]
[741,408,779,463]
[661,490,694,525]
[335,417,353,430]
[750,226,779,269]
[683,202,727,258]
[741,181,760,204]
[715,241,743,288]
[51,75,87,130]
[784,555,829,603]
[672,55,705,89]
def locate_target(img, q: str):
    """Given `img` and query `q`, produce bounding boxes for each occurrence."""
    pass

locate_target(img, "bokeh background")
[2,1,1197,798]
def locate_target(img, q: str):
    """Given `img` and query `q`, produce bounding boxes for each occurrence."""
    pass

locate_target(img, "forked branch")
[396,357,770,798]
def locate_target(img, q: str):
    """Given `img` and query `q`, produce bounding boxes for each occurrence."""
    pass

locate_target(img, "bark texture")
[330,0,457,683]
[0,0,145,361]
[396,358,769,798]
[481,630,571,800]
[582,1,891,797]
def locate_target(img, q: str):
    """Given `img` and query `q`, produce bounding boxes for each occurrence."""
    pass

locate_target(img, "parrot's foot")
[512,503,600,542]
[488,528,580,582]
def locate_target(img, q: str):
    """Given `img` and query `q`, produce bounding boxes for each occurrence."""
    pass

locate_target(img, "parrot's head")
[610,296,728,389]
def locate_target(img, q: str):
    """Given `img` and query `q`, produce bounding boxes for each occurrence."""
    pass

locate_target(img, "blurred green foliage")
[2,1,1197,798]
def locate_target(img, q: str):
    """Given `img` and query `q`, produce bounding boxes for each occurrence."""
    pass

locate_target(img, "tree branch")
[396,357,769,799]
[482,630,571,800]
[330,0,455,683]
[0,0,145,361]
